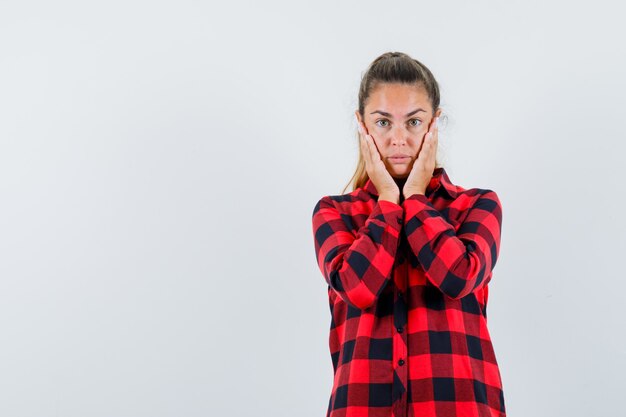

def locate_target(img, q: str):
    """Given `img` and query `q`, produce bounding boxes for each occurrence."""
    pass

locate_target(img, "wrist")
[403,188,425,199]
[378,192,400,205]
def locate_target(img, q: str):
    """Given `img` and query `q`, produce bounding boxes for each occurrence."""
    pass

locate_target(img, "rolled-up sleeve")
[312,196,403,309]
[402,190,503,299]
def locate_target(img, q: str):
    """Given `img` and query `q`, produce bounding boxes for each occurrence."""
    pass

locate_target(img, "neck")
[394,176,407,188]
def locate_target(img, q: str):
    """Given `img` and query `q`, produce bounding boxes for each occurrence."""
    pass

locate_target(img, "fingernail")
[435,117,439,128]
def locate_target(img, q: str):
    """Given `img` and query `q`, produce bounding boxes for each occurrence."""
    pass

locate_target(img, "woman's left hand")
[403,116,439,199]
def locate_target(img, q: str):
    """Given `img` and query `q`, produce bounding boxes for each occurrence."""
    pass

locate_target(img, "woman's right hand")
[357,121,400,200]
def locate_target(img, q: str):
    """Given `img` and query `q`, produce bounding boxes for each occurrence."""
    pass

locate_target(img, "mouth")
[388,156,411,164]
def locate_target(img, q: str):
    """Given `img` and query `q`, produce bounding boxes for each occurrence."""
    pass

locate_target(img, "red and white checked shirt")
[311,167,506,417]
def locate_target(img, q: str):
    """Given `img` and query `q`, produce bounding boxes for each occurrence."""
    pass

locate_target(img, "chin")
[385,164,411,178]
[391,172,410,179]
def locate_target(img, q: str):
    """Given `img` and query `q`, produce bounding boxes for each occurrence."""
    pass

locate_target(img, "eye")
[374,119,421,128]
[375,119,389,127]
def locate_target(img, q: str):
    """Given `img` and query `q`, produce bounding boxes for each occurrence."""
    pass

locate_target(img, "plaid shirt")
[311,167,506,417]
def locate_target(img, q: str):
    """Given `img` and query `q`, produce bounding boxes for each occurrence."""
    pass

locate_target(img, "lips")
[388,154,411,164]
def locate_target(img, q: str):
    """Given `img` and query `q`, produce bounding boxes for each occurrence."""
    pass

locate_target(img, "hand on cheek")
[357,120,400,199]
[403,117,439,198]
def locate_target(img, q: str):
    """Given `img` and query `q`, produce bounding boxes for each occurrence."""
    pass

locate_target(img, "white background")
[1,1,625,416]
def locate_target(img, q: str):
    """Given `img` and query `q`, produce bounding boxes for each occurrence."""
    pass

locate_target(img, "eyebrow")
[370,108,427,117]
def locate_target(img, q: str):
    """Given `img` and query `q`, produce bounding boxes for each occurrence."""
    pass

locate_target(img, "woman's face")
[355,82,441,179]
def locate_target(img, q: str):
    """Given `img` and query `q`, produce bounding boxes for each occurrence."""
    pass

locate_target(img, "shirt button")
[397,217,402,224]
[397,327,403,333]
[398,359,405,366]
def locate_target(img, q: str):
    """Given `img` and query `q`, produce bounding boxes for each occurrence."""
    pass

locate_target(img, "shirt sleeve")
[312,196,404,310]
[402,189,503,300]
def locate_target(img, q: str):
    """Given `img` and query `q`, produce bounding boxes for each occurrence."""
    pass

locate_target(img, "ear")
[434,108,442,119]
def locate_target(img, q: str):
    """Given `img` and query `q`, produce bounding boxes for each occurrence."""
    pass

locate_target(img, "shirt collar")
[363,166,458,199]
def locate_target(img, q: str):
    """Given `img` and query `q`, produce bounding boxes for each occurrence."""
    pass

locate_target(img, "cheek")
[415,126,429,139]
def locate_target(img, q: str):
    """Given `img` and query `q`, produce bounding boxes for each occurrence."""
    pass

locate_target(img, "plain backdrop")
[1,1,625,416]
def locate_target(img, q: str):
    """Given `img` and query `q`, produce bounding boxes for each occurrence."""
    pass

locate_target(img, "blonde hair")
[342,51,445,194]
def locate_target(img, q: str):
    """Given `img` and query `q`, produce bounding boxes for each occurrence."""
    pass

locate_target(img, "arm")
[402,190,503,300]
[312,196,403,310]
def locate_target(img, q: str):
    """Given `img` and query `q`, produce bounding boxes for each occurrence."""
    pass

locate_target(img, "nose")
[389,125,410,146]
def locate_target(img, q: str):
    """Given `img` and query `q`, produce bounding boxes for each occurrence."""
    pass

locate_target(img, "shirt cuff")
[370,199,404,233]
[401,193,434,211]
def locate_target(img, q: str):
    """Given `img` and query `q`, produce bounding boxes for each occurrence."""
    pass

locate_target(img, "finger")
[416,129,428,156]
[360,133,373,171]
[423,134,437,167]
[427,131,437,159]
[358,122,379,161]
[366,134,382,160]
[366,135,383,166]
[358,121,369,136]
[359,133,369,164]
[364,136,378,173]
[424,116,437,140]
[418,132,434,162]
[429,115,438,133]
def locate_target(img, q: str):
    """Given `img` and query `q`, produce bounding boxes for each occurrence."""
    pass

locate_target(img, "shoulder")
[455,185,501,203]
[448,186,502,219]
[312,188,368,215]
[456,188,503,224]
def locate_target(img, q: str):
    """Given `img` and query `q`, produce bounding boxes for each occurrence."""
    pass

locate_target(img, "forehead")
[366,83,431,112]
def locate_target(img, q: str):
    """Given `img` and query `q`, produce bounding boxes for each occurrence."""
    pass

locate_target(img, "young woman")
[311,52,506,417]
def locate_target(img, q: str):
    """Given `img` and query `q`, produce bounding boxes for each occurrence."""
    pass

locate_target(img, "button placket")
[392,265,409,413]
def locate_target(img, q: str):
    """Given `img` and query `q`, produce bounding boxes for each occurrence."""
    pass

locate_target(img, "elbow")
[438,274,474,300]
[346,290,377,310]
[438,273,487,300]
[439,278,483,300]
[438,253,491,300]
[328,270,379,310]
